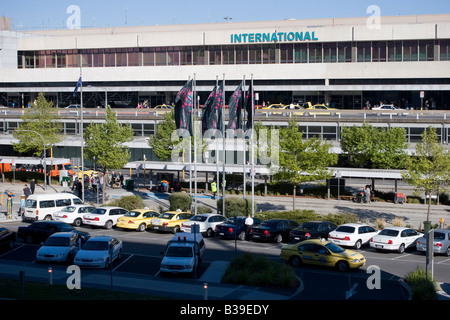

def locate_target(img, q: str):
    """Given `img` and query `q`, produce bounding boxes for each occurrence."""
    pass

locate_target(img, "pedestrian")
[23,184,31,199]
[211,181,217,199]
[76,180,82,198]
[119,172,124,187]
[364,185,371,203]
[30,178,36,194]
[244,214,254,240]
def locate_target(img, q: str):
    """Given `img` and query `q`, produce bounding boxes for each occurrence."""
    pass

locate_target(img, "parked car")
[215,216,262,240]
[74,235,122,269]
[36,232,89,264]
[17,221,88,244]
[280,239,366,272]
[251,219,299,243]
[416,229,450,256]
[82,207,128,229]
[370,227,423,253]
[53,205,96,227]
[328,223,379,249]
[180,213,227,237]
[289,221,337,242]
[0,227,16,251]
[150,211,194,234]
[116,209,160,232]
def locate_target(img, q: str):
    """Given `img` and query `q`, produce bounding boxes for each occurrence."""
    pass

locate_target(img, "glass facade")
[17,39,448,69]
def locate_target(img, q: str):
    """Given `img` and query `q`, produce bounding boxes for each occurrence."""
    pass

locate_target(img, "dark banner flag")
[73,76,82,97]
[245,81,254,130]
[174,80,193,135]
[228,82,243,131]
[201,82,224,134]
[201,85,217,134]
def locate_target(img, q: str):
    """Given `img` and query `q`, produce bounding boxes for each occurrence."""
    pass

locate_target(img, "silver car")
[416,229,450,256]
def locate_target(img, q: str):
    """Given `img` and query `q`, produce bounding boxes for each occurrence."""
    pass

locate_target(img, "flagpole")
[80,67,85,203]
[193,73,197,215]
[242,75,246,199]
[251,74,255,218]
[222,74,226,217]
[215,76,219,203]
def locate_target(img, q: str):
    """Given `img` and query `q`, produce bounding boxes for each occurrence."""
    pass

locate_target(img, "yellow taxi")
[280,239,366,272]
[304,102,339,116]
[262,103,286,110]
[116,209,160,232]
[73,166,99,179]
[149,211,194,234]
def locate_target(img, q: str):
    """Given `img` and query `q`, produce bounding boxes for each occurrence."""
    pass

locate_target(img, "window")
[323,42,337,63]
[56,50,67,68]
[143,48,155,66]
[440,39,450,61]
[40,200,55,208]
[403,40,418,61]
[24,51,35,68]
[419,40,434,61]
[222,45,235,64]
[309,43,322,63]
[93,49,104,67]
[372,41,386,62]
[155,47,167,66]
[56,199,71,207]
[235,45,248,64]
[388,41,402,62]
[193,46,205,65]
[338,42,352,63]
[294,43,308,63]
[167,47,180,66]
[81,50,93,67]
[35,51,46,68]
[180,46,192,65]
[357,42,371,62]
[280,44,293,63]
[67,50,79,68]
[209,46,222,65]
[262,44,275,64]
[104,49,115,67]
[116,48,127,66]
[248,45,261,64]
[128,48,139,66]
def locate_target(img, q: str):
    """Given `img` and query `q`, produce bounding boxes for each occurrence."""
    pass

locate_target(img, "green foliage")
[402,127,450,220]
[13,92,63,156]
[341,122,408,169]
[274,120,337,185]
[217,197,255,217]
[149,111,179,161]
[404,267,437,300]
[168,192,192,211]
[107,195,144,211]
[84,106,134,173]
[254,210,358,225]
[222,253,298,288]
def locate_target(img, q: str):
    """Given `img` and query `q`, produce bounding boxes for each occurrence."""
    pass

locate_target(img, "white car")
[372,104,408,115]
[370,227,423,253]
[82,207,128,229]
[328,223,379,249]
[180,213,227,237]
[74,235,122,269]
[53,205,96,227]
[36,232,88,264]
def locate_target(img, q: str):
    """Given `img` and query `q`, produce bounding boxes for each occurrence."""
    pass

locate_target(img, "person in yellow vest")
[211,181,217,199]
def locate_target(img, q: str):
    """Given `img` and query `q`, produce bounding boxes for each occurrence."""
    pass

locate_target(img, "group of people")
[22,179,36,199]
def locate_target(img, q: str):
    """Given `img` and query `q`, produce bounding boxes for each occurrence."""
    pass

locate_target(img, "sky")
[2,0,450,30]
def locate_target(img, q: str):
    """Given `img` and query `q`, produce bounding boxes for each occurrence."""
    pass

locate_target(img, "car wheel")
[172,226,180,234]
[238,231,246,241]
[398,243,405,254]
[44,215,52,221]
[289,256,302,267]
[445,246,450,257]
[73,218,82,227]
[104,220,113,229]
[274,234,283,243]
[138,223,146,232]
[336,261,349,272]
[354,240,362,250]
[206,228,214,238]
[104,258,110,269]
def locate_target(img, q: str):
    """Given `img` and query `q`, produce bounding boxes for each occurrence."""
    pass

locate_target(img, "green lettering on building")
[230,31,318,43]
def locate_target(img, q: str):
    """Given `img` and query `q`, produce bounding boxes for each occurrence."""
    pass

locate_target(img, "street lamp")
[14,129,47,190]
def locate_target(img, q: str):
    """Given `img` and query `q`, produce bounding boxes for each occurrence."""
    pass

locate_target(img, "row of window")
[17,39,450,69]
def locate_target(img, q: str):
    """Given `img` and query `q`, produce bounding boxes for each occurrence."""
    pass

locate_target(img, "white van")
[23,193,83,222]
[160,232,205,276]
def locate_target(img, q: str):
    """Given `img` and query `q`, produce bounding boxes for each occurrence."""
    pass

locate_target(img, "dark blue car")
[214,216,262,241]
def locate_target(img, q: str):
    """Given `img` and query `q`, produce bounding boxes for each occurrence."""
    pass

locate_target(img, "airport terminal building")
[0,13,450,109]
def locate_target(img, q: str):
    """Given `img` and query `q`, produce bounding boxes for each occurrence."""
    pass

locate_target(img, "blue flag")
[73,76,82,97]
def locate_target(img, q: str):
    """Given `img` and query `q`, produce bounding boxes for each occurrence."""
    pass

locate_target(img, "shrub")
[169,192,192,211]
[217,197,255,217]
[107,195,144,211]
[196,205,212,214]
[404,267,437,300]
[254,210,358,225]
[222,253,298,288]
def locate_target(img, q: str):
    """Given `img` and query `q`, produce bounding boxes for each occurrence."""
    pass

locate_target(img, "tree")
[341,122,408,169]
[84,106,134,174]
[149,111,178,161]
[12,92,63,156]
[273,120,338,209]
[402,127,450,224]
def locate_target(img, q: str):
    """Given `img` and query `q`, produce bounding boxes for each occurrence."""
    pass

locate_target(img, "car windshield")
[44,237,71,247]
[124,211,141,218]
[61,206,76,213]
[160,213,175,219]
[91,208,106,215]
[82,240,108,251]
[260,220,277,227]
[325,242,345,253]
[166,246,193,257]
[225,217,244,225]
[191,216,208,222]
[335,226,355,233]
[434,232,446,240]
[379,229,399,237]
